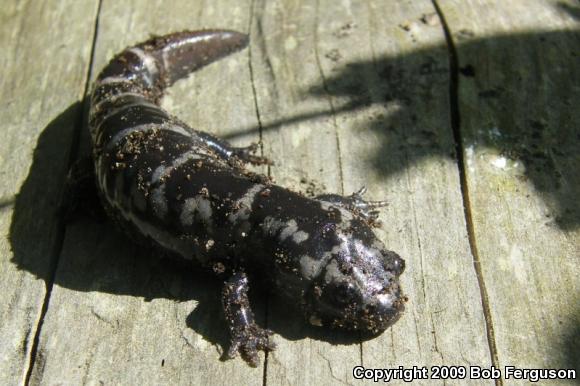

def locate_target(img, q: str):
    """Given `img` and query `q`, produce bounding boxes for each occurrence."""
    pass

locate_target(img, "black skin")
[85,30,406,367]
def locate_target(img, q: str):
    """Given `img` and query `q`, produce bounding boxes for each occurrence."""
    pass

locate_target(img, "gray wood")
[338,0,492,377]
[249,1,360,384]
[438,0,580,383]
[252,0,491,384]
[28,1,265,385]
[0,1,98,384]
[4,0,577,384]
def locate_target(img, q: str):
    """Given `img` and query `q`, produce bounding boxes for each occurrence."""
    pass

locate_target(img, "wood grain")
[0,0,98,384]
[28,1,264,385]
[249,0,493,384]
[2,0,577,384]
[438,0,580,382]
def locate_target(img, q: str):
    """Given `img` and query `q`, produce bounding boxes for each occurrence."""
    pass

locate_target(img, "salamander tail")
[94,30,249,98]
[140,30,249,86]
[90,30,248,142]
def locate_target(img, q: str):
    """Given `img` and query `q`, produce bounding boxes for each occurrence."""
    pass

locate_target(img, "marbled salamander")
[89,30,406,366]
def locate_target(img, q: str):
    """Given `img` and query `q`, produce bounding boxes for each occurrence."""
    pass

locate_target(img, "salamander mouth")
[358,293,406,332]
[309,285,406,332]
[342,296,405,333]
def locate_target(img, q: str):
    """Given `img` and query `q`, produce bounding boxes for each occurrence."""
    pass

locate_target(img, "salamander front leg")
[317,187,388,226]
[222,272,275,367]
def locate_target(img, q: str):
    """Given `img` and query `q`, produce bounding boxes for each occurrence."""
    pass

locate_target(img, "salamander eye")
[334,282,357,304]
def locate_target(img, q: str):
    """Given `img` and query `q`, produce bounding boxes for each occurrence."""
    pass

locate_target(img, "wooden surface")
[0,0,577,385]
[0,0,99,384]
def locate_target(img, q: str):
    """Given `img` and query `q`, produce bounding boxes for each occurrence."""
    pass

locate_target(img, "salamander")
[88,30,406,367]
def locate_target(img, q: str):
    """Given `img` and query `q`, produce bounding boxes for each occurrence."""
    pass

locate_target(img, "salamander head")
[302,221,406,333]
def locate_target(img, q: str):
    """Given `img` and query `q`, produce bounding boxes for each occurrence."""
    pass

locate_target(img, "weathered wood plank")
[438,0,580,382]
[0,0,98,384]
[27,1,266,385]
[338,0,493,377]
[253,0,492,384]
[249,1,359,384]
[19,0,578,384]
[316,0,494,380]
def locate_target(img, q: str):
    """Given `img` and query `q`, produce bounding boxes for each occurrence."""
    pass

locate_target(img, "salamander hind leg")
[61,156,106,221]
[221,272,275,367]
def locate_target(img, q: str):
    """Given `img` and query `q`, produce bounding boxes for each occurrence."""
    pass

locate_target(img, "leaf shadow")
[224,29,579,230]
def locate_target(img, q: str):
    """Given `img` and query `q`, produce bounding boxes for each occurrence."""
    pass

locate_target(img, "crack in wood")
[314,0,345,197]
[22,1,104,385]
[248,1,271,383]
[431,1,502,385]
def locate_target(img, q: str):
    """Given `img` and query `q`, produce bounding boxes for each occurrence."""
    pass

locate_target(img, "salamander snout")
[361,249,407,331]
[359,279,405,332]
[305,236,406,332]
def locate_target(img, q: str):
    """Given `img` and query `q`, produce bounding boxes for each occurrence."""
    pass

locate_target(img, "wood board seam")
[314,0,346,196]
[23,1,103,384]
[431,1,502,384]
[247,0,271,383]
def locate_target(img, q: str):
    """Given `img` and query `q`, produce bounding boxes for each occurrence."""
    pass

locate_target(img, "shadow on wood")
[224,29,580,230]
[556,1,580,21]
[561,307,580,375]
[8,103,364,356]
